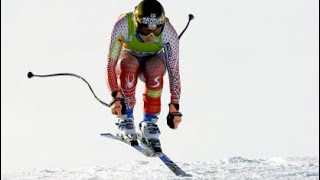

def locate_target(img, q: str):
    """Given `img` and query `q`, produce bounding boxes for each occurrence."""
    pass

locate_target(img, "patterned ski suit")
[106,12,181,117]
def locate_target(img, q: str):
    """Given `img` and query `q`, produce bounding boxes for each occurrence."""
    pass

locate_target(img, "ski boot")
[138,114,162,153]
[116,111,138,146]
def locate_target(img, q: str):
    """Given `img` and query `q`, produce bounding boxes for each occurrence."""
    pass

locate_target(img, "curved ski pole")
[27,72,116,107]
[178,14,194,39]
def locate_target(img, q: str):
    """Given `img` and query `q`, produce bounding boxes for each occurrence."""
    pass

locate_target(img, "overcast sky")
[2,0,319,171]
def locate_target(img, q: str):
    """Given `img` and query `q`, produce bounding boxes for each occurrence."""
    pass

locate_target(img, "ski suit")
[106,12,181,117]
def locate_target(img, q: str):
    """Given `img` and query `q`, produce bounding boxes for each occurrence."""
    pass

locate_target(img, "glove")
[167,103,183,129]
[111,91,124,117]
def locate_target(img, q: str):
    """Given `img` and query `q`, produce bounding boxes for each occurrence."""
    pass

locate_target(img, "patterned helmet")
[134,0,165,36]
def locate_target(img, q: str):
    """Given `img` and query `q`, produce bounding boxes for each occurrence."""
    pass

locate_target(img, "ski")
[101,133,191,177]
[158,153,192,177]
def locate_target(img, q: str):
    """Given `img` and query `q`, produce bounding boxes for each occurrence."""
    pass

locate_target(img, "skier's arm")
[106,15,128,95]
[162,20,181,104]
[162,20,183,129]
[106,15,128,116]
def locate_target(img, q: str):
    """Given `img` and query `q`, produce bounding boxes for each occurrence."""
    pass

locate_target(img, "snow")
[2,156,318,180]
[2,1,319,179]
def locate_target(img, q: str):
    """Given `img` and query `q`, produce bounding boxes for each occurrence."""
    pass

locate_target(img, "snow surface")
[2,156,318,180]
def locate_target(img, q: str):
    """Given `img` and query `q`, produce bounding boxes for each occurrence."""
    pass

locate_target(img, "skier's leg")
[117,51,140,117]
[139,54,166,151]
[142,53,166,118]
[116,51,140,141]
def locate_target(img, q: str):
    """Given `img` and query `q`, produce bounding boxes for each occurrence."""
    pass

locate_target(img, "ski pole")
[28,14,194,108]
[27,72,117,107]
[178,14,194,39]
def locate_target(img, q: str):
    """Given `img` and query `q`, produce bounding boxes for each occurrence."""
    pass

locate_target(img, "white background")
[2,0,319,171]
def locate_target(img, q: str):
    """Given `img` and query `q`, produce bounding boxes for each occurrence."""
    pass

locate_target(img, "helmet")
[134,0,165,36]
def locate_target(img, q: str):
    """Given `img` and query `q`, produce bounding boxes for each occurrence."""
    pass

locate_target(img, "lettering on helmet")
[142,13,163,30]
[109,35,123,61]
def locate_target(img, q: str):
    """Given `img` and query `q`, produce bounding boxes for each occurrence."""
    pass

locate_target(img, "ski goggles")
[136,23,164,36]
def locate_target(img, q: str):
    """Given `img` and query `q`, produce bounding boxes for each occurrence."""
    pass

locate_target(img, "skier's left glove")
[167,103,183,129]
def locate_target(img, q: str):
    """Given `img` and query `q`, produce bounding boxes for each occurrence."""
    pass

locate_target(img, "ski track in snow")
[2,157,319,180]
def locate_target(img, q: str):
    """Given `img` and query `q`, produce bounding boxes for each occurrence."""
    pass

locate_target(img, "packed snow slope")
[2,156,318,180]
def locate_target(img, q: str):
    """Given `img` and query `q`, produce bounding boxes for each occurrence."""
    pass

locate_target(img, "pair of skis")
[101,133,191,177]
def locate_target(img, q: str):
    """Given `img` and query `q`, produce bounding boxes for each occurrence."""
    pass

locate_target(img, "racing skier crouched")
[106,0,182,152]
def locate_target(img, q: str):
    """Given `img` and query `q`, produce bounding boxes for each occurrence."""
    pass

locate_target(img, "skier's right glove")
[110,91,125,117]
[167,103,183,129]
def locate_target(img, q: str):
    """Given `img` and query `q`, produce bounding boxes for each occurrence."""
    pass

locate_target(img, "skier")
[106,0,182,152]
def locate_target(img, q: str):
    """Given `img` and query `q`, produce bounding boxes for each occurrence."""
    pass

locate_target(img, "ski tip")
[181,173,192,177]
